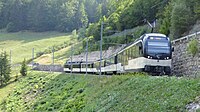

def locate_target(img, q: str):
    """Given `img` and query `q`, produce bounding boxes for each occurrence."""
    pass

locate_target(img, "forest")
[0,0,200,40]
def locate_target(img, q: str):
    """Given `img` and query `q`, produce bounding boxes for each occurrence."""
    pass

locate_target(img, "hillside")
[0,31,75,64]
[0,72,199,111]
[0,0,199,111]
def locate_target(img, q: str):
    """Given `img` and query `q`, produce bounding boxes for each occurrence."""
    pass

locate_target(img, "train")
[64,33,173,75]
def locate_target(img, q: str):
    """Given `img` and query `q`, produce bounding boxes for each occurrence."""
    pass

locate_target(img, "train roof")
[141,33,167,40]
[66,45,125,64]
[117,33,168,55]
[144,33,167,37]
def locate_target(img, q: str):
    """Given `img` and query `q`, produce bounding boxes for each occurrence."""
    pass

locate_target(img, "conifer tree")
[20,58,28,76]
[0,51,11,86]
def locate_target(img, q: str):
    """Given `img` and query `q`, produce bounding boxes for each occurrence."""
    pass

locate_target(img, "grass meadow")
[0,31,74,64]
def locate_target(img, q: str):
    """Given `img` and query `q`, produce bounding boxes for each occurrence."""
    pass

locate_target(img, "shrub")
[20,59,28,76]
[187,39,199,57]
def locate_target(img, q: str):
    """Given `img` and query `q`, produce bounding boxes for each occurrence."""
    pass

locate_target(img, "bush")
[20,59,28,76]
[78,27,86,40]
[187,39,199,57]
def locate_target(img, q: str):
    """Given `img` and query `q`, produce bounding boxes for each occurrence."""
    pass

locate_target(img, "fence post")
[52,47,54,65]
[32,48,34,68]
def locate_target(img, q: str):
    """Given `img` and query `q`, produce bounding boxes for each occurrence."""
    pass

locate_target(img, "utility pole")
[52,46,54,65]
[70,44,73,75]
[146,19,156,33]
[32,48,34,67]
[100,22,103,77]
[124,29,127,44]
[86,37,88,76]
[10,49,12,65]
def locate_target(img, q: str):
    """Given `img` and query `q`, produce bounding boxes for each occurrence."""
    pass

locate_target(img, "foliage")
[0,72,200,111]
[0,0,113,32]
[170,1,193,39]
[194,0,200,18]
[78,27,86,39]
[83,0,200,51]
[6,22,17,32]
[158,0,200,39]
[0,0,200,43]
[159,1,174,36]
[86,23,101,41]
[0,51,11,86]
[20,59,27,76]
[83,25,150,52]
[187,39,199,57]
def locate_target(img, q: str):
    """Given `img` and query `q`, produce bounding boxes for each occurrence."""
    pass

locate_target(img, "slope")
[0,72,199,111]
[0,31,74,64]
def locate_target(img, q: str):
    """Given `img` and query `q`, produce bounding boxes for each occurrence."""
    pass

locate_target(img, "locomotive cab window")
[145,36,171,59]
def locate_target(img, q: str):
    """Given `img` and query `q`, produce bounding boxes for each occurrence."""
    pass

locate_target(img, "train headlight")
[148,56,150,59]
[167,57,169,60]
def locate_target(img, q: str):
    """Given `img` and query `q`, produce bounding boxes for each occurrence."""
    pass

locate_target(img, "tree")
[28,0,55,32]
[74,1,88,28]
[95,4,103,22]
[20,58,27,76]
[5,0,30,32]
[193,0,200,19]
[170,1,193,39]
[84,0,98,22]
[0,51,11,86]
[159,1,173,36]
[107,12,122,31]
[86,23,100,41]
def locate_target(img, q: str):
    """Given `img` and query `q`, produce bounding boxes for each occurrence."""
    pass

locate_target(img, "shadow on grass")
[0,76,22,89]
[0,32,70,44]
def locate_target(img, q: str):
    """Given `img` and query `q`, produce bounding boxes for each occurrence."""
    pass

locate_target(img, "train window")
[122,53,125,65]
[133,46,137,58]
[117,54,120,64]
[118,53,123,65]
[73,64,79,68]
[120,54,123,64]
[135,46,140,57]
[102,61,105,67]
[126,51,128,65]
[131,46,135,59]
[89,64,92,68]
[128,48,132,60]
[94,62,99,68]
[124,51,126,65]
[140,43,143,55]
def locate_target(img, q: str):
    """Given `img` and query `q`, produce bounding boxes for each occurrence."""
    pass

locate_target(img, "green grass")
[34,42,83,65]
[0,31,79,102]
[0,72,199,111]
[0,82,17,103]
[0,31,75,64]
